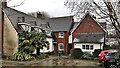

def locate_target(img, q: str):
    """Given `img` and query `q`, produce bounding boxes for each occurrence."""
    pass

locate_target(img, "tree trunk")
[36,47,40,55]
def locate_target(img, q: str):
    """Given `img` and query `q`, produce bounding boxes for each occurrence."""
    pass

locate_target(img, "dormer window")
[17,17,25,23]
[18,23,31,32]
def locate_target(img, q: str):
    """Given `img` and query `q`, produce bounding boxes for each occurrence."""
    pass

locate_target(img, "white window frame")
[18,23,31,32]
[58,43,64,51]
[59,32,64,38]
[82,45,94,50]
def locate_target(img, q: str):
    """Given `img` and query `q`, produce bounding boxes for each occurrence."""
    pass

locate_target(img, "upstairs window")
[59,32,64,38]
[18,23,31,32]
[17,17,25,23]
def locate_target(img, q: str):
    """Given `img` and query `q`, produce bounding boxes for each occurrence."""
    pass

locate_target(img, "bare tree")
[8,0,25,8]
[64,0,120,45]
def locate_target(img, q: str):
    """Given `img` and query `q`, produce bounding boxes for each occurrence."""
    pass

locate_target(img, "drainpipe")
[0,1,2,58]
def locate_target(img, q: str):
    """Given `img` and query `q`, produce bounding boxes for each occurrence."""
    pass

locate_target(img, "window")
[86,45,89,50]
[18,23,31,32]
[82,45,85,49]
[47,46,49,50]
[58,43,64,51]
[90,45,93,50]
[59,32,64,38]
[82,45,94,50]
[60,45,64,49]
[17,17,25,23]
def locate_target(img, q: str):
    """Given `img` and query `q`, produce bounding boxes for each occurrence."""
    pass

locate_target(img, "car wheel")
[109,64,118,68]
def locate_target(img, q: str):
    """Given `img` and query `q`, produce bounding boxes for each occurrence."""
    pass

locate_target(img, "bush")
[11,52,35,61]
[70,48,83,59]
[93,49,102,58]
[81,52,93,60]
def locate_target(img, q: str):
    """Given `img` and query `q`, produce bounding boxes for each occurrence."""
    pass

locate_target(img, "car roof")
[108,51,118,53]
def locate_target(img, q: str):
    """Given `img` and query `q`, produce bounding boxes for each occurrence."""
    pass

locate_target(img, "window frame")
[58,32,64,38]
[58,43,64,51]
[82,45,94,50]
[90,45,93,50]
[18,23,31,32]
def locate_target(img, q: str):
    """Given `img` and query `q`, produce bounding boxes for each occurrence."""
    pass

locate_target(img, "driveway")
[2,55,103,68]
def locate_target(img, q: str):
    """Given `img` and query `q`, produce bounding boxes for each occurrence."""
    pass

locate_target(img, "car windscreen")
[106,52,116,57]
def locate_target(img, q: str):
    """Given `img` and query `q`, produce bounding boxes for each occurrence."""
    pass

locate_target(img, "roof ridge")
[5,7,44,20]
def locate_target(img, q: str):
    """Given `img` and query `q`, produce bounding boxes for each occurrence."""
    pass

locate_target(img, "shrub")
[81,52,93,60]
[70,48,83,59]
[93,49,102,58]
[11,52,35,61]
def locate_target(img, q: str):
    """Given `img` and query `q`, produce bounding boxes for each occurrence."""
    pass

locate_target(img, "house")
[46,16,74,54]
[1,1,55,56]
[70,12,106,54]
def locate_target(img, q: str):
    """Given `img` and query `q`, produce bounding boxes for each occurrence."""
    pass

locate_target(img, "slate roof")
[73,33,104,43]
[46,16,73,32]
[3,7,46,32]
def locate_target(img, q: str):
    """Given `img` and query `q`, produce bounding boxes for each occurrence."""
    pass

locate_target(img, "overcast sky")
[7,0,72,17]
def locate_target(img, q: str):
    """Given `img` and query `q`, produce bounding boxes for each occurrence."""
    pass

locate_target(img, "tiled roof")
[46,16,73,31]
[3,7,46,32]
[74,33,104,43]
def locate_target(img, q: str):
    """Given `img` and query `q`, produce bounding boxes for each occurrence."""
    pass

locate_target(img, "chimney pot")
[2,0,7,8]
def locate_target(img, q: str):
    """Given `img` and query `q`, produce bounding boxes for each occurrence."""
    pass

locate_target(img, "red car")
[98,50,113,63]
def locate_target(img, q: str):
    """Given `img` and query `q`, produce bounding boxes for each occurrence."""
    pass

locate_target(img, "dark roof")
[46,16,73,31]
[3,7,46,32]
[74,33,104,43]
[70,22,79,32]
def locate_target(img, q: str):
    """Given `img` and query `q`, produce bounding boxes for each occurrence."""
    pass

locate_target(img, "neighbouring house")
[69,12,106,54]
[1,1,55,57]
[46,16,74,54]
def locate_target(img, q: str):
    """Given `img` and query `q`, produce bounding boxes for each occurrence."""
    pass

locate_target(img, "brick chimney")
[36,12,45,19]
[2,0,7,8]
[37,12,43,18]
